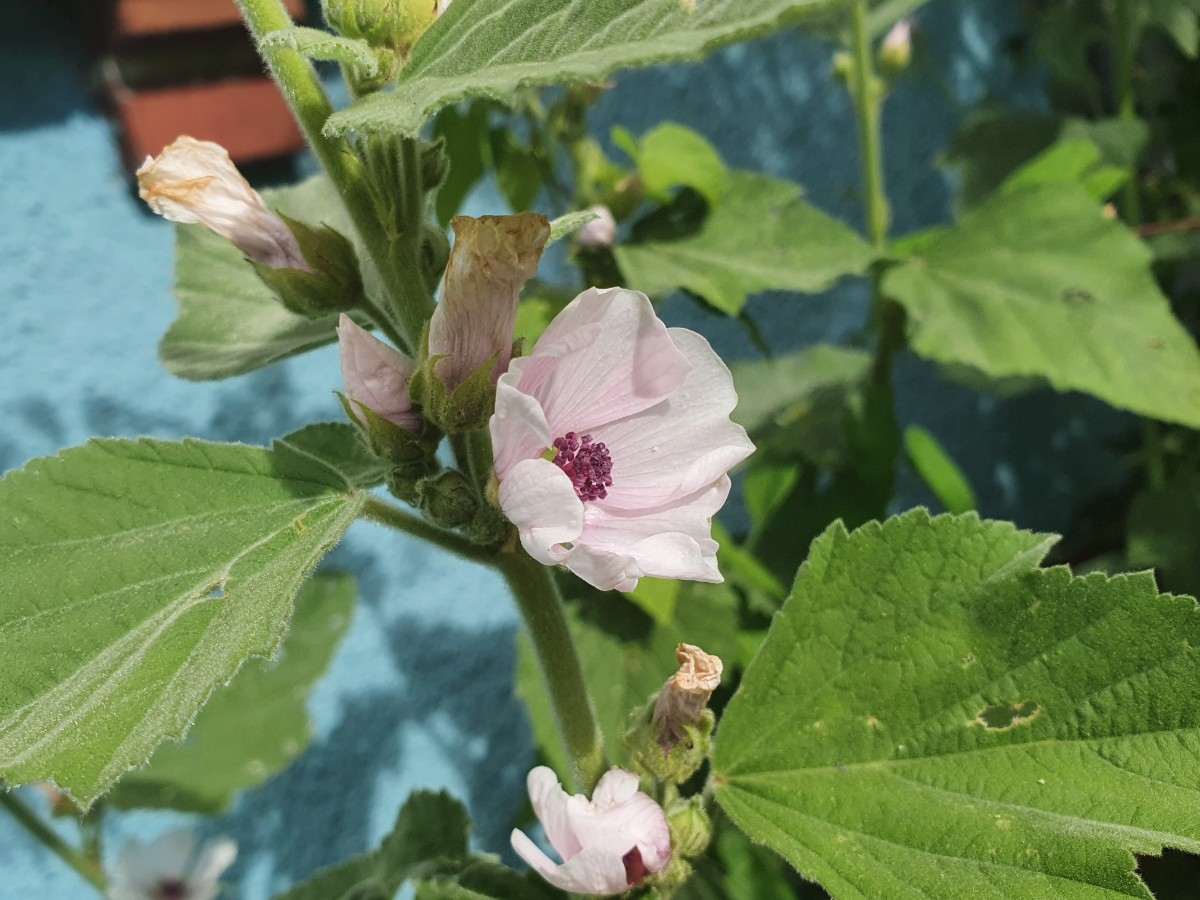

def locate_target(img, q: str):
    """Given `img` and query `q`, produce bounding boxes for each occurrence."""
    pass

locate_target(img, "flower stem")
[234,0,431,349]
[847,0,901,386]
[499,551,606,793]
[0,792,107,895]
[360,496,492,564]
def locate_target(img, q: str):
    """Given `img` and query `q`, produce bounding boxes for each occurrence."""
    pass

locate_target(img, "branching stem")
[1,793,107,895]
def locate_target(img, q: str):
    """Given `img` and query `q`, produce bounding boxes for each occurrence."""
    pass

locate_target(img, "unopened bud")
[322,0,439,52]
[652,643,723,751]
[577,205,617,249]
[666,796,712,859]
[255,217,363,317]
[879,19,914,75]
[416,469,478,528]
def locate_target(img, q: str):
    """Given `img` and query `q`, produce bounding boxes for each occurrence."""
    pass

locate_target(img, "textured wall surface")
[0,2,1128,897]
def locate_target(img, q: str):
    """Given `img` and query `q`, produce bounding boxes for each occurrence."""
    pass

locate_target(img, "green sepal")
[623,702,715,786]
[415,345,502,434]
[335,392,442,483]
[666,794,713,860]
[415,469,478,529]
[253,215,364,318]
[321,0,437,52]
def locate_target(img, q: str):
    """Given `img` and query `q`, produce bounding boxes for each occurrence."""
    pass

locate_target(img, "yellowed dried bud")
[652,643,723,750]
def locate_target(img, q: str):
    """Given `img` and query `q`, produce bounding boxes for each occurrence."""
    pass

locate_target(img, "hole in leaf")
[1061,287,1094,305]
[200,583,226,602]
[976,700,1040,730]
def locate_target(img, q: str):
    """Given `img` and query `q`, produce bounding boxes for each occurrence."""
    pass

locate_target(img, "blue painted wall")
[0,2,1127,896]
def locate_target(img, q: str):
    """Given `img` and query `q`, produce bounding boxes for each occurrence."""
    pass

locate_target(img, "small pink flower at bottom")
[337,314,422,434]
[490,287,754,591]
[511,767,671,895]
[108,829,236,900]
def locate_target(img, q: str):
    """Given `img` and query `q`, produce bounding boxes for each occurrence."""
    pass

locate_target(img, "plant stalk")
[499,551,606,793]
[1,793,107,895]
[235,0,432,349]
[360,497,493,564]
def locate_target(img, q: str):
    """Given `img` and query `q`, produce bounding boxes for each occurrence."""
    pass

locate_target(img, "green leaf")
[714,509,1200,899]
[903,425,976,514]
[881,182,1200,427]
[0,437,369,807]
[272,423,389,490]
[625,578,680,626]
[616,172,874,315]
[276,790,471,899]
[107,572,356,812]
[730,344,872,466]
[999,140,1128,202]
[633,123,729,206]
[547,210,600,246]
[325,0,835,137]
[261,26,380,75]
[1142,0,1200,58]
[434,102,493,226]
[415,856,564,900]
[160,176,370,381]
[1128,473,1200,595]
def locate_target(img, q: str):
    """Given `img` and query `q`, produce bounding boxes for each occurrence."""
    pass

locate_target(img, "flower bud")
[138,137,308,271]
[577,205,617,249]
[322,0,438,52]
[338,314,422,433]
[879,19,914,75]
[666,795,713,860]
[653,643,723,751]
[416,468,478,528]
[418,213,549,432]
[254,216,363,318]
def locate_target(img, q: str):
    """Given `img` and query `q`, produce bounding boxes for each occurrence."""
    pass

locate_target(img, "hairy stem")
[1,793,107,895]
[235,0,431,349]
[360,496,492,564]
[499,551,606,792]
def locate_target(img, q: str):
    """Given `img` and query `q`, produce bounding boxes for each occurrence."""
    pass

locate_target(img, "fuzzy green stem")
[1,793,107,895]
[235,0,431,349]
[850,0,890,252]
[499,551,606,792]
[360,496,492,564]
[465,428,496,499]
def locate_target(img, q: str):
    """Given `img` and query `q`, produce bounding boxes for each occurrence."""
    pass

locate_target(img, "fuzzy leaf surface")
[107,572,356,812]
[714,510,1200,899]
[882,182,1200,427]
[160,176,371,381]
[616,172,874,315]
[325,0,834,136]
[0,437,369,807]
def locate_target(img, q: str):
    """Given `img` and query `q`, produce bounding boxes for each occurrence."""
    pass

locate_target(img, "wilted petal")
[428,213,550,392]
[137,136,308,270]
[337,314,422,433]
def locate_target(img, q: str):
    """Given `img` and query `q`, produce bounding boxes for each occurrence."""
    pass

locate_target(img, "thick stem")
[360,496,492,564]
[1,793,107,895]
[465,428,496,499]
[235,0,431,349]
[499,552,606,793]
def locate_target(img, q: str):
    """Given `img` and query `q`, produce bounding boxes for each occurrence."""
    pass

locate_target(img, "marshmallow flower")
[137,136,308,271]
[577,205,617,249]
[337,314,422,433]
[511,767,671,895]
[490,287,754,591]
[108,830,236,900]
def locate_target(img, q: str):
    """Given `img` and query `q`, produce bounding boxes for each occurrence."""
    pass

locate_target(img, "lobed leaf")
[616,172,874,315]
[715,509,1200,899]
[0,437,369,807]
[325,0,837,137]
[882,182,1200,428]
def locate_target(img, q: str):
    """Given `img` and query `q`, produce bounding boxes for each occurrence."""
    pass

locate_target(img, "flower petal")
[599,328,753,510]
[532,844,630,895]
[137,137,307,270]
[499,459,584,565]
[189,837,238,896]
[513,288,692,434]
[526,766,584,861]
[491,372,553,480]
[589,768,641,811]
[337,314,422,432]
[428,214,549,392]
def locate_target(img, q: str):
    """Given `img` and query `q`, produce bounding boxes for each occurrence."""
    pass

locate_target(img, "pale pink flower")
[137,136,308,271]
[577,205,617,249]
[427,214,549,393]
[108,829,236,900]
[337,313,422,433]
[511,767,671,895]
[490,287,753,591]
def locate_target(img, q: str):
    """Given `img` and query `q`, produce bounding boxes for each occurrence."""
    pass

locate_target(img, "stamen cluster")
[552,432,613,501]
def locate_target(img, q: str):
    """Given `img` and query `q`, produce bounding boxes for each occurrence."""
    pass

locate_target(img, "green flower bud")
[416,469,478,529]
[322,0,438,52]
[254,216,362,318]
[666,796,713,859]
